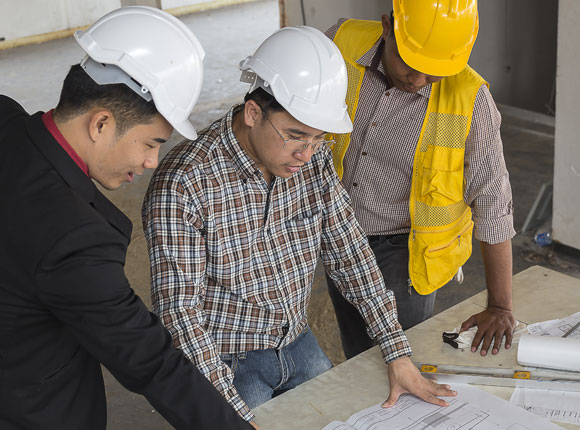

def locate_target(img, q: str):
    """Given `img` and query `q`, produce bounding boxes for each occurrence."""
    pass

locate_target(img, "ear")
[88,109,115,143]
[381,14,392,41]
[243,100,262,129]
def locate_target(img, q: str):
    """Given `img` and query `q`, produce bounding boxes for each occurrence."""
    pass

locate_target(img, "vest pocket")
[423,219,473,287]
[420,168,463,206]
[419,145,464,206]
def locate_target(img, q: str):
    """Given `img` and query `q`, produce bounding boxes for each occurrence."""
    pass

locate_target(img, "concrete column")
[553,0,580,250]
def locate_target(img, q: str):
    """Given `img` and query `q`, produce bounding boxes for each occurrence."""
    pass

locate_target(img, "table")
[254,266,580,429]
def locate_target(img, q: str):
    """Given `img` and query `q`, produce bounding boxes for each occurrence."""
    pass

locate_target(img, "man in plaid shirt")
[143,26,455,425]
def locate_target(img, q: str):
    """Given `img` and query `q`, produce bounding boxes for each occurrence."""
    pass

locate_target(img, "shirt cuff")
[474,213,516,245]
[228,392,255,422]
[377,328,413,364]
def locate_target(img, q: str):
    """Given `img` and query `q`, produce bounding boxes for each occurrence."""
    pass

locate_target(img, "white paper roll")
[517,334,580,372]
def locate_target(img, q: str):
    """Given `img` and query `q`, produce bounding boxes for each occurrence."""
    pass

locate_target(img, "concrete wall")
[0,0,249,45]
[281,0,558,115]
[0,0,121,41]
[553,0,580,250]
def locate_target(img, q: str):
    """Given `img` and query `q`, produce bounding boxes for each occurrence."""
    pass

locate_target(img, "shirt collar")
[220,104,263,181]
[41,109,89,175]
[356,37,432,99]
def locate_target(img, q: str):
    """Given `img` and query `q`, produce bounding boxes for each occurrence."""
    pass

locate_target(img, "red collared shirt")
[42,110,89,176]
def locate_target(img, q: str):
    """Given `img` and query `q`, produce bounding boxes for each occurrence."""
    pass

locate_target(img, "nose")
[293,145,315,163]
[143,147,160,169]
[407,70,429,88]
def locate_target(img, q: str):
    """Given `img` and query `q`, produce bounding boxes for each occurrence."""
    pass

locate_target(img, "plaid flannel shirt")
[143,105,411,421]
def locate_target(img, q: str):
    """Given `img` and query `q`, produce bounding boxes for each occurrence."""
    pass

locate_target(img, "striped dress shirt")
[143,105,411,421]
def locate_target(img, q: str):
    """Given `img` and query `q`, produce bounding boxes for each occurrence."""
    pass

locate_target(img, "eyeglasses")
[265,117,335,154]
[255,103,335,154]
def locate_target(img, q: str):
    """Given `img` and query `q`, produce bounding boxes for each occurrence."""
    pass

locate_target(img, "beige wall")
[553,0,580,250]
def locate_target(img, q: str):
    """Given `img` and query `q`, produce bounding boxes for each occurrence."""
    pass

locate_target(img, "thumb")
[382,389,400,408]
[460,316,476,332]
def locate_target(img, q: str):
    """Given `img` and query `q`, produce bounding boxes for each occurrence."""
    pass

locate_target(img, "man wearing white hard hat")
[0,6,252,430]
[143,25,455,424]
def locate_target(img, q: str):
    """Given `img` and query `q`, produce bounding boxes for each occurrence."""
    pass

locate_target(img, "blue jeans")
[326,233,436,359]
[220,327,332,408]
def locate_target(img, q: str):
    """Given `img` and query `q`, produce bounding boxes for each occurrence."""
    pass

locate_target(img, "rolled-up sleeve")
[465,85,516,245]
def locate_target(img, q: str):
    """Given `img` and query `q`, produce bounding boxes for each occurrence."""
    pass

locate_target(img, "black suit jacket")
[0,96,252,430]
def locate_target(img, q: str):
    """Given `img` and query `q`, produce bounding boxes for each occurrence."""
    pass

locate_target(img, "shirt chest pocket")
[284,207,322,229]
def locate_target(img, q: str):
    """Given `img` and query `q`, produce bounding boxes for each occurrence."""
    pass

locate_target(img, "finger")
[415,391,450,407]
[491,331,504,355]
[460,316,477,332]
[432,383,457,398]
[504,326,514,350]
[479,331,494,356]
[470,327,485,353]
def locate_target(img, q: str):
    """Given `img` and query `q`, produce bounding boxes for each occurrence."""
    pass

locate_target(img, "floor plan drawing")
[527,312,580,339]
[322,384,563,430]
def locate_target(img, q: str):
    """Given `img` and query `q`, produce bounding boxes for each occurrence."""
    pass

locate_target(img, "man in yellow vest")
[325,0,516,359]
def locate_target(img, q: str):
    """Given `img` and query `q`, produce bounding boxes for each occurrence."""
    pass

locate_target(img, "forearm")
[480,239,513,311]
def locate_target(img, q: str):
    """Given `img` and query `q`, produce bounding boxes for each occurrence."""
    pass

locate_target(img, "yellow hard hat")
[392,0,479,77]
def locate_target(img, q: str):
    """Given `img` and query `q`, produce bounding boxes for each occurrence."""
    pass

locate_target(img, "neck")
[232,111,272,184]
[53,114,93,169]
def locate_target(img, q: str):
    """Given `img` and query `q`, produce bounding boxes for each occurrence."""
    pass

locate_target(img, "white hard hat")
[75,6,205,139]
[239,26,353,134]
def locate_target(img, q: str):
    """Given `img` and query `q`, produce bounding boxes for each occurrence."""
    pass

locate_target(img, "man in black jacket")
[0,6,253,430]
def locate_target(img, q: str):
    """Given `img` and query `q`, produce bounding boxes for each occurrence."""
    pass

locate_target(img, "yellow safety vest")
[333,19,488,295]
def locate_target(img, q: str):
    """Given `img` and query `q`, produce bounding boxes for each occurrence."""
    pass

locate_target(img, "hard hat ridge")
[392,0,479,76]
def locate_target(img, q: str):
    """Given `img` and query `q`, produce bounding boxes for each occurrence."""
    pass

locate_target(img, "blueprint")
[322,383,563,430]
[510,387,580,425]
[527,311,580,339]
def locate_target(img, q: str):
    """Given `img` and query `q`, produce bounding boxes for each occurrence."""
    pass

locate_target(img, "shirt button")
[362,152,367,156]
[371,122,377,127]
[385,91,390,96]
[353,182,358,187]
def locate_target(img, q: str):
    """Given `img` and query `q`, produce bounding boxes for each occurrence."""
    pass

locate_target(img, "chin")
[97,179,122,191]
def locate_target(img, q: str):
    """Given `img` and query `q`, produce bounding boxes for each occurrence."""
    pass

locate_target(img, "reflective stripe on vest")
[332,19,488,295]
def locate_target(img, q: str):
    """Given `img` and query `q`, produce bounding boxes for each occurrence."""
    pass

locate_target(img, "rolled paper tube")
[517,334,580,372]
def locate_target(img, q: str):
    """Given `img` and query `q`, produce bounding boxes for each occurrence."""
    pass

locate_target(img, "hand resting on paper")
[382,356,456,408]
[460,307,516,356]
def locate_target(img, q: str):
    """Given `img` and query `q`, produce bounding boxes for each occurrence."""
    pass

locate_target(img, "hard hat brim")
[285,105,353,135]
[395,37,470,77]
[172,119,198,140]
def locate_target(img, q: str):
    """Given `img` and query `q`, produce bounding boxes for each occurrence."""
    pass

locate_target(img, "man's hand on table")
[382,356,456,408]
[460,306,516,356]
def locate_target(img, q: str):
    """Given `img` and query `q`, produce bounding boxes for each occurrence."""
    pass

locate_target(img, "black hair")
[243,87,284,117]
[54,64,159,137]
